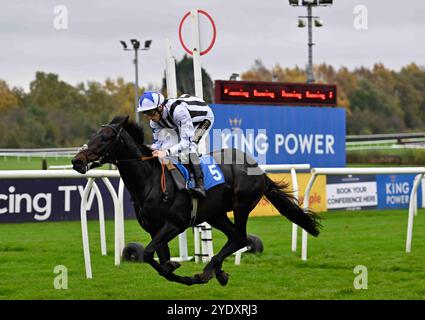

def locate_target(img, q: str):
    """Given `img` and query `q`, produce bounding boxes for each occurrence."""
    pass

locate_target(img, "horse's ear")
[119,115,130,127]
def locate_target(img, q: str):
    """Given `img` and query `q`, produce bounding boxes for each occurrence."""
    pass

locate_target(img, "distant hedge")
[347,148,425,165]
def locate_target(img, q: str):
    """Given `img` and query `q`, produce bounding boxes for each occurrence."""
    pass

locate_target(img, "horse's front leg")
[155,242,181,273]
[143,223,203,286]
[137,204,181,274]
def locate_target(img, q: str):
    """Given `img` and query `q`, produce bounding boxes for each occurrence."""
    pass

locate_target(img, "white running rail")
[0,170,124,279]
[302,167,425,261]
[232,164,311,265]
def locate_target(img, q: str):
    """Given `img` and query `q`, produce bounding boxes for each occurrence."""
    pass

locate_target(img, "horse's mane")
[110,115,152,156]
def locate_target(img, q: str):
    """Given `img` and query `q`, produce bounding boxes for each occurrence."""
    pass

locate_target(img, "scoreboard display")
[214,80,337,106]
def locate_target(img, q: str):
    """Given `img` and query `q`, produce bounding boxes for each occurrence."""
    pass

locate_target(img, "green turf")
[0,156,115,170]
[0,157,73,170]
[0,209,424,300]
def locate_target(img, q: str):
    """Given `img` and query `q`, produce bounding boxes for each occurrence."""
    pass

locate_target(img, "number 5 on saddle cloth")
[164,155,225,195]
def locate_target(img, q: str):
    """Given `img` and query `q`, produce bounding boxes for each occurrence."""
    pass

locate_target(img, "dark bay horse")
[72,115,321,286]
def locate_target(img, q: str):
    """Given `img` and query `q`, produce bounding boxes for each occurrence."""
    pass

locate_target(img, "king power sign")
[208,105,346,167]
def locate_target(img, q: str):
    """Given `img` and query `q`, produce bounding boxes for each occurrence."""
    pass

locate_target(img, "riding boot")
[189,155,206,198]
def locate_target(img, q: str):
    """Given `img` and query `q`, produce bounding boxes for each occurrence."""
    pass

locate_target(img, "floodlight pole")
[120,39,152,127]
[133,48,140,125]
[306,4,315,83]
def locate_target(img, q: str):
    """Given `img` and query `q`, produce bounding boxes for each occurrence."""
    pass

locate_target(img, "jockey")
[137,91,215,198]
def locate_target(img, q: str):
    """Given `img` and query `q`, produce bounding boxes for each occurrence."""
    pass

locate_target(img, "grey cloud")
[1,0,424,91]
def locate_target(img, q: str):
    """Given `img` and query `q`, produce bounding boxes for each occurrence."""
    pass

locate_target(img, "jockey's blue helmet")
[137,91,165,113]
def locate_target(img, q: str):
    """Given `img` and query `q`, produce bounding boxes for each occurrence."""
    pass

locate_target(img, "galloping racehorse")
[72,115,321,286]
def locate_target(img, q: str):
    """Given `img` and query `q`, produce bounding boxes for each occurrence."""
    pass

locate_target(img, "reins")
[116,156,168,202]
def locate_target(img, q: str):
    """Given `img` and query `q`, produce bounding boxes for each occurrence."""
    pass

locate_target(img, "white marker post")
[191,9,211,263]
[191,9,203,99]
[178,9,217,263]
[165,38,191,262]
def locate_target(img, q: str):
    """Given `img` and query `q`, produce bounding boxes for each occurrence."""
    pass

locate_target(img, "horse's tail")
[264,175,321,237]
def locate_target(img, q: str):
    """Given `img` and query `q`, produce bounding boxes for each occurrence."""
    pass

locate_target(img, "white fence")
[0,170,124,279]
[2,165,424,278]
[301,167,425,261]
[233,164,310,265]
[0,148,78,160]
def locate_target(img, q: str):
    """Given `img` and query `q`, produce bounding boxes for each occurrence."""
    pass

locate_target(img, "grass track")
[1,209,424,300]
[0,157,73,170]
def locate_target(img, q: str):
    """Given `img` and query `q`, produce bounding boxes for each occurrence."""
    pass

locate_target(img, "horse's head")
[72,115,133,174]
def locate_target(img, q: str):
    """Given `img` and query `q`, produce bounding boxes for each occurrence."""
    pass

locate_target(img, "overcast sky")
[1,0,424,92]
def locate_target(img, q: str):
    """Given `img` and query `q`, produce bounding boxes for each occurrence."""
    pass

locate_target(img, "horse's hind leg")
[195,214,247,285]
[204,200,262,285]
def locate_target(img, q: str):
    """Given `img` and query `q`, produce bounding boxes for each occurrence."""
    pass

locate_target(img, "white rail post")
[406,173,423,253]
[235,247,249,265]
[302,172,317,261]
[101,177,122,266]
[290,167,299,252]
[118,178,126,254]
[80,178,95,279]
[92,181,107,256]
[194,226,201,263]
[203,223,214,262]
[413,175,420,217]
[178,231,189,261]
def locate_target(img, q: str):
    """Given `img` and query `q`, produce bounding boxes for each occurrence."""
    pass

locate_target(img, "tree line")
[1,58,424,148]
[241,60,425,135]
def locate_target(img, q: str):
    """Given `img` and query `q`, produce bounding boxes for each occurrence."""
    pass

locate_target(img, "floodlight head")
[298,19,306,27]
[130,39,140,49]
[229,73,240,81]
[120,40,128,49]
[288,0,299,6]
[314,19,323,27]
[302,0,318,5]
[144,40,152,49]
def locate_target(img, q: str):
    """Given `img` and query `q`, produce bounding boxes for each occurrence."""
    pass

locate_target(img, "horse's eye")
[100,134,110,141]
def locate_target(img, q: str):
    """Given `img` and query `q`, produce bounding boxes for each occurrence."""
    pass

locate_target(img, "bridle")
[97,124,127,165]
[79,122,167,201]
[80,123,155,169]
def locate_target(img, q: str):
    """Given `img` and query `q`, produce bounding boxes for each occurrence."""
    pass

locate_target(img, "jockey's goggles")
[142,108,158,117]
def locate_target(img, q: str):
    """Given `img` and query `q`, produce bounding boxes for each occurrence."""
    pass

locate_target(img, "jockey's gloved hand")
[152,150,168,159]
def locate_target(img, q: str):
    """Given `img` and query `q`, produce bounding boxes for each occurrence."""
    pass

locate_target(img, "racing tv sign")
[0,178,133,223]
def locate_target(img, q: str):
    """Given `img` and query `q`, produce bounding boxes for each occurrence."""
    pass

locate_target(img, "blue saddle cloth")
[173,155,225,191]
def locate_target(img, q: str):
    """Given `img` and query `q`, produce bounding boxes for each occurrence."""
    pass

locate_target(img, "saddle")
[162,155,225,194]
[164,161,191,192]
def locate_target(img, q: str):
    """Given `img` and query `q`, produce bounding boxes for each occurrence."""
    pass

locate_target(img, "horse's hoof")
[180,276,197,286]
[165,261,181,273]
[190,276,209,285]
[216,271,229,286]
[194,272,212,283]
